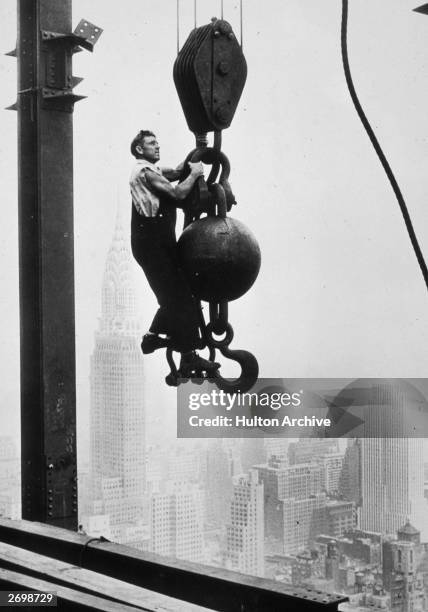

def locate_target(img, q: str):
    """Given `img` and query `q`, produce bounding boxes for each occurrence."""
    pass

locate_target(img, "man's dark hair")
[130,130,155,158]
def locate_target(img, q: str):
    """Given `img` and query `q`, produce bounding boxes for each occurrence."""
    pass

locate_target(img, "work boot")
[141,333,170,354]
[180,351,220,376]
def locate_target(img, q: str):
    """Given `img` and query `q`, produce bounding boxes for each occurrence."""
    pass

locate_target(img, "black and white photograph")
[1,1,428,610]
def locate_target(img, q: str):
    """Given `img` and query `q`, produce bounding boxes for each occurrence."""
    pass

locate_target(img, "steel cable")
[240,0,243,49]
[176,0,180,53]
[341,0,428,291]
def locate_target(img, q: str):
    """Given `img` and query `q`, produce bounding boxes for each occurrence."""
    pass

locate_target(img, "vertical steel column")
[18,0,77,530]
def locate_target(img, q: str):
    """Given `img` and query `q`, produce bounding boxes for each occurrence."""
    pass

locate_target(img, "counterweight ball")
[177,216,261,302]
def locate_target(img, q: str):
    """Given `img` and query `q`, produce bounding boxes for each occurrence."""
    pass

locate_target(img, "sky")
[1,0,428,450]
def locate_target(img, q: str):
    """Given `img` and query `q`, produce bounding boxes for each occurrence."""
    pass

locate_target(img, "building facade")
[150,482,205,563]
[87,213,146,541]
[225,470,264,577]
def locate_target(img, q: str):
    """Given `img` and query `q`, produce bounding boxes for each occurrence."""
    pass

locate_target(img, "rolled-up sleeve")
[130,161,162,217]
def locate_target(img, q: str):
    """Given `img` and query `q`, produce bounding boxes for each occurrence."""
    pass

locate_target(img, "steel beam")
[0,520,348,612]
[17,0,77,529]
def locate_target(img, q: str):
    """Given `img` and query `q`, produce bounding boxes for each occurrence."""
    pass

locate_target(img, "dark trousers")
[131,205,201,353]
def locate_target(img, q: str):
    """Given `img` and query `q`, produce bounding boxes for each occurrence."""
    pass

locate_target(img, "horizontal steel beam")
[0,541,214,612]
[0,519,348,612]
[0,567,142,611]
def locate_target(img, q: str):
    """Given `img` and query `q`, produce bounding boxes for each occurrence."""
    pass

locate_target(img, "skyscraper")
[360,437,426,538]
[255,456,323,543]
[335,380,427,539]
[225,470,264,577]
[282,493,327,554]
[203,440,234,529]
[87,212,146,540]
[319,453,344,495]
[150,482,205,563]
[339,439,362,507]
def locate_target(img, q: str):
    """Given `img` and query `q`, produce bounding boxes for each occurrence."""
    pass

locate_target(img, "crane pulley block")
[173,19,247,134]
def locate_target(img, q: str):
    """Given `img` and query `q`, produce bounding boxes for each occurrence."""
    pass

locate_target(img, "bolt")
[228,32,234,39]
[218,21,232,35]
[217,61,230,76]
[214,31,220,37]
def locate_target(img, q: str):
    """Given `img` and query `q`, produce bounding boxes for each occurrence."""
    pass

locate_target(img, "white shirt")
[129,159,163,217]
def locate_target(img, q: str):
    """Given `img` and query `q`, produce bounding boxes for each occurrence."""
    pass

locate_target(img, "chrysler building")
[88,211,146,541]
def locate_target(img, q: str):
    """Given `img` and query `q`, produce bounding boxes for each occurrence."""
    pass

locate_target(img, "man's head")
[130,130,160,162]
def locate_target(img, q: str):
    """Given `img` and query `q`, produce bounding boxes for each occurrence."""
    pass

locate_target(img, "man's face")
[137,135,160,163]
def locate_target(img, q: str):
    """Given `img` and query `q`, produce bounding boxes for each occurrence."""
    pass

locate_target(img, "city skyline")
[77,225,428,611]
[1,3,428,609]
[59,222,428,608]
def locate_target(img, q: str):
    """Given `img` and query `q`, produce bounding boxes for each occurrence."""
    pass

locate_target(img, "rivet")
[217,61,230,76]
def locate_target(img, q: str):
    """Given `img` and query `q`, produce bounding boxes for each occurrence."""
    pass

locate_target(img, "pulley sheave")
[173,19,247,134]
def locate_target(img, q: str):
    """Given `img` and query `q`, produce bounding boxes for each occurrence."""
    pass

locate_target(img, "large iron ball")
[177,216,261,302]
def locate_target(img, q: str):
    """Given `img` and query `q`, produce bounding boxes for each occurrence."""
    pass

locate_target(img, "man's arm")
[160,160,185,182]
[146,162,204,203]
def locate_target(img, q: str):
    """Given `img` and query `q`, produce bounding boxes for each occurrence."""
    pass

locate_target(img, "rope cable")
[176,0,180,53]
[194,0,197,28]
[240,0,243,50]
[341,0,428,291]
[221,0,224,19]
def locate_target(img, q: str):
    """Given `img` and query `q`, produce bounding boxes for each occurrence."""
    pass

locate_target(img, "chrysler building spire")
[99,209,141,336]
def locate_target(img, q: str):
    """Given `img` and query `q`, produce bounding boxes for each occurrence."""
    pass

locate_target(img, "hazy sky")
[1,1,428,444]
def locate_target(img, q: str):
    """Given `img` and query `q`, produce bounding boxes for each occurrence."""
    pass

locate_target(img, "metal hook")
[210,346,259,394]
[165,347,180,386]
